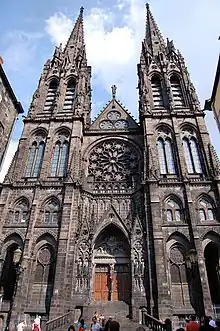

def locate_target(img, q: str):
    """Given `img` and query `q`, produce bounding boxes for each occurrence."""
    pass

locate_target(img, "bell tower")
[28,7,91,125]
[138,3,220,320]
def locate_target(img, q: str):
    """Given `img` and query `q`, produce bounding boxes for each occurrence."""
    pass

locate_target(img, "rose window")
[88,140,139,184]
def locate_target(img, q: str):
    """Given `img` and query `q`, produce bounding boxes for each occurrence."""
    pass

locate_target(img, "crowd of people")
[68,312,120,331]
[177,315,220,331]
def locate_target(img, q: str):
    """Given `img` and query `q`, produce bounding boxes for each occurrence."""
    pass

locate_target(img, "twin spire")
[64,6,85,54]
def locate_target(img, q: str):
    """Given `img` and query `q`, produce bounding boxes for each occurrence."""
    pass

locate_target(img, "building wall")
[213,78,220,131]
[0,65,23,171]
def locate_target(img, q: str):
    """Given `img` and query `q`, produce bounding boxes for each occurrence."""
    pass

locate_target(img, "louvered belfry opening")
[170,75,185,107]
[44,80,58,111]
[63,79,76,111]
[151,75,164,108]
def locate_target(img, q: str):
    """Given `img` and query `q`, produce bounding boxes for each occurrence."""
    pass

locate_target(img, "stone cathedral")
[0,4,220,328]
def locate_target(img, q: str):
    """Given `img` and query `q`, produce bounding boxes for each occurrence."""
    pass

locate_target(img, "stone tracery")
[88,140,139,191]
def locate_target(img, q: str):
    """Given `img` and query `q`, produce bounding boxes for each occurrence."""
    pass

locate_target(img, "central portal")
[93,226,131,303]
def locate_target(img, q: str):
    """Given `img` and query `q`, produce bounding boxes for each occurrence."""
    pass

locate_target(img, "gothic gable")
[90,98,139,131]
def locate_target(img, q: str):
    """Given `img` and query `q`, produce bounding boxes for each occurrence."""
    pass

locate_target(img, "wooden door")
[94,265,109,301]
[112,264,130,303]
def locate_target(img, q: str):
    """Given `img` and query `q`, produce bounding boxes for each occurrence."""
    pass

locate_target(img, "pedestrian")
[186,315,200,331]
[17,320,27,331]
[78,319,86,331]
[32,318,41,331]
[91,317,101,331]
[108,320,120,331]
[199,316,216,331]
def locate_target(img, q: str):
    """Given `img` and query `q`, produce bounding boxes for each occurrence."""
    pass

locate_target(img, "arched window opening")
[151,76,164,108]
[157,135,176,175]
[205,242,220,305]
[170,75,185,107]
[182,133,202,174]
[169,247,188,306]
[51,141,69,177]
[12,200,29,224]
[26,141,45,177]
[44,200,59,224]
[166,198,183,222]
[198,198,215,221]
[34,246,54,284]
[63,79,76,111]
[0,244,18,300]
[44,80,58,111]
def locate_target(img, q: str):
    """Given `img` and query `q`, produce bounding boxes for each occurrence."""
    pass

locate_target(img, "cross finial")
[111,85,117,99]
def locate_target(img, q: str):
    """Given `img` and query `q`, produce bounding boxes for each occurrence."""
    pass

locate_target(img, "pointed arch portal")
[92,225,131,303]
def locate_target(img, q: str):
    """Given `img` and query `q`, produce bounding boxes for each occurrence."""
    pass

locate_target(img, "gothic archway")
[205,242,220,305]
[1,243,18,300]
[92,225,131,304]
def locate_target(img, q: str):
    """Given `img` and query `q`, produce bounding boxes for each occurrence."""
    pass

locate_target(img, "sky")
[0,0,220,181]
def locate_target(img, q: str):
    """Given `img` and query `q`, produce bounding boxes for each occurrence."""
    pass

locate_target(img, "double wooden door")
[94,264,130,303]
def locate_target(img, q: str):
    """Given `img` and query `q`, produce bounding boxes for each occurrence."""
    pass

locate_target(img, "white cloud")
[2,31,43,73]
[44,0,220,154]
[0,140,18,183]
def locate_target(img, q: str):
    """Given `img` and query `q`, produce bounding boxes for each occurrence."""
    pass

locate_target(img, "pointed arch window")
[12,199,29,224]
[182,132,202,174]
[151,76,164,108]
[157,132,176,175]
[44,80,58,111]
[26,140,45,177]
[44,199,59,224]
[51,141,69,177]
[170,75,185,107]
[198,197,215,221]
[34,246,54,284]
[166,198,183,222]
[63,79,76,111]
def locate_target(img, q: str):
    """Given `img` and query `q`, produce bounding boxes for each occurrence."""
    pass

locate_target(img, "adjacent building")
[0,4,220,330]
[205,54,220,131]
[0,57,24,170]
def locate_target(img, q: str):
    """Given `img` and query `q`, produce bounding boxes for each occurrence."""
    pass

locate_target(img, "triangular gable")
[90,99,139,131]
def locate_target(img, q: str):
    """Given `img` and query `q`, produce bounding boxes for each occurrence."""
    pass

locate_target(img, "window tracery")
[88,140,139,192]
[51,131,69,177]
[34,246,54,284]
[44,199,59,224]
[12,199,29,224]
[157,129,176,174]
[26,133,46,178]
[166,197,183,222]
[198,197,214,221]
[99,111,129,130]
[182,129,202,174]
[170,247,187,284]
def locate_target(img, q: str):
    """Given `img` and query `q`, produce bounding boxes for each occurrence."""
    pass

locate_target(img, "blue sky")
[0,0,220,180]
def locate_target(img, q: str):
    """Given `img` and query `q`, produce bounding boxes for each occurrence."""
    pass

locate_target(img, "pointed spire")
[145,3,166,55]
[63,7,86,63]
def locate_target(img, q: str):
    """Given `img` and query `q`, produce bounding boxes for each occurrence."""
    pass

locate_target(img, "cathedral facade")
[0,4,220,327]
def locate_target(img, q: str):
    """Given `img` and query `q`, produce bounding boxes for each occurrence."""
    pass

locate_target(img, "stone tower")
[0,4,220,329]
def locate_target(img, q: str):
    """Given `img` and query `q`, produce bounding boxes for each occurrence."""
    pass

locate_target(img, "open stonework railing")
[45,311,74,331]
[141,308,172,331]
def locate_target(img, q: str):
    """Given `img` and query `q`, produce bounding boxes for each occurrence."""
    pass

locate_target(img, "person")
[108,321,120,331]
[199,316,216,331]
[209,319,216,329]
[186,315,200,331]
[68,325,75,331]
[78,319,86,331]
[176,328,185,331]
[91,317,101,331]
[32,318,41,331]
[17,320,27,331]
